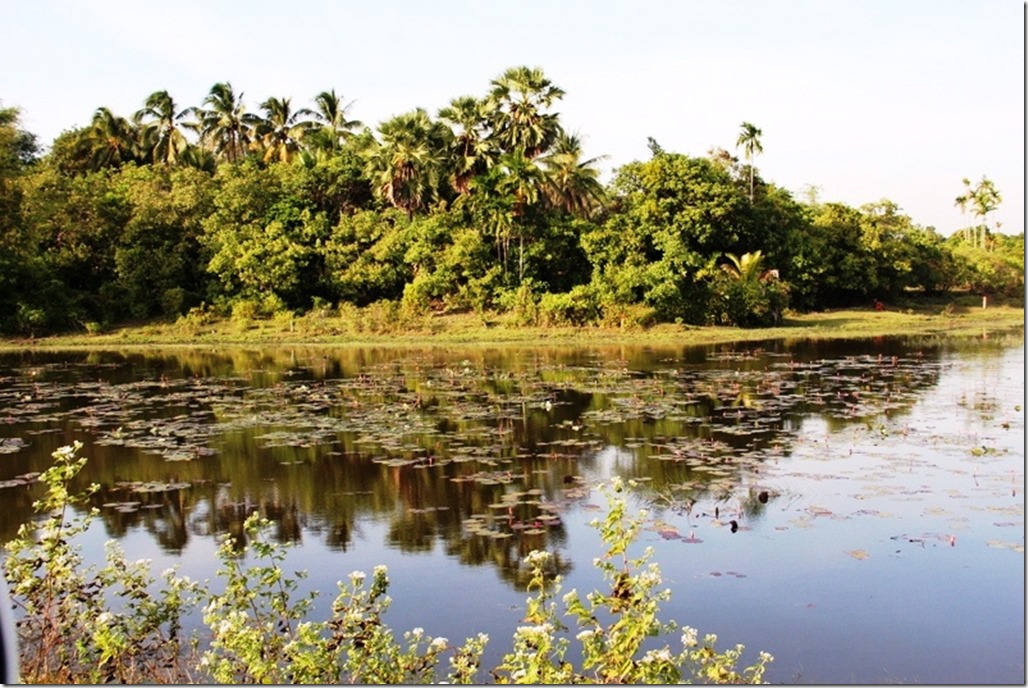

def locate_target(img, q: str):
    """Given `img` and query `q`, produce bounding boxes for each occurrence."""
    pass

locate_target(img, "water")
[0,332,1023,683]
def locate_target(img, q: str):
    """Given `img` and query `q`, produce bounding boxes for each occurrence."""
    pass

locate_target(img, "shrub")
[3,443,201,684]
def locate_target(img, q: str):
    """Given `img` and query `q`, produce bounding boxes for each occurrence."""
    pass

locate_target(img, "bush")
[537,285,600,327]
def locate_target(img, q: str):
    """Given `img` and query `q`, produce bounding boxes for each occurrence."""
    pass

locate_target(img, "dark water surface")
[0,332,1023,683]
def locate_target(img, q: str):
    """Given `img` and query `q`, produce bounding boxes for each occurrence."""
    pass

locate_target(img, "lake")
[0,331,1024,683]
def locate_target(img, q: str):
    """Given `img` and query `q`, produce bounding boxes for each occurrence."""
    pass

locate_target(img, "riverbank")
[1,299,1023,351]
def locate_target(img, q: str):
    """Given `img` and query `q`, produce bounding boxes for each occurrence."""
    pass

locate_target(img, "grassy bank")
[1,297,1023,351]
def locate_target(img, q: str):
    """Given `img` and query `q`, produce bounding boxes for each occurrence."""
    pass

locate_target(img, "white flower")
[374,564,388,577]
[681,626,698,647]
[429,637,448,651]
[349,570,366,583]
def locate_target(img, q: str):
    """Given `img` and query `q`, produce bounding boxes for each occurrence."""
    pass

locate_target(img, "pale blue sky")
[2,0,1023,236]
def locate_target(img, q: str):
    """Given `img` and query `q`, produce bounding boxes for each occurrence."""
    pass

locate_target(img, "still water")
[0,332,1023,683]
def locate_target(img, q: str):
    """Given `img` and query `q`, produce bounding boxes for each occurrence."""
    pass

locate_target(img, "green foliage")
[201,161,333,309]
[4,75,1024,335]
[3,443,200,684]
[491,478,772,684]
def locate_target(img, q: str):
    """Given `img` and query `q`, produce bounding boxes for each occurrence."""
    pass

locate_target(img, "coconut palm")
[969,176,1001,250]
[252,96,315,164]
[307,89,362,152]
[735,121,763,201]
[134,90,193,165]
[85,106,139,170]
[488,66,565,159]
[193,82,255,164]
[438,95,498,195]
[954,179,973,245]
[364,109,452,217]
[541,132,607,218]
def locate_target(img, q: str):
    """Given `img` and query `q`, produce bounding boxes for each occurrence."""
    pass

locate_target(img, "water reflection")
[0,335,1017,563]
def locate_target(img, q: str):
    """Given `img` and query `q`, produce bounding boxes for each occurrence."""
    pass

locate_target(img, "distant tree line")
[0,67,1022,335]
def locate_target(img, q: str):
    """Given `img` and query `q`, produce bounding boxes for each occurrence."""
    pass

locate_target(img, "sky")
[2,0,1024,236]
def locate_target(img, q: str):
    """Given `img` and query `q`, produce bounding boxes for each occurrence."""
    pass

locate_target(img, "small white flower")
[429,637,448,651]
[681,626,698,647]
[349,570,366,583]
[374,564,388,577]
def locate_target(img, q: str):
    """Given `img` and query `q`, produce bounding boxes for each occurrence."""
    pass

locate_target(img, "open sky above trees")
[2,0,1022,237]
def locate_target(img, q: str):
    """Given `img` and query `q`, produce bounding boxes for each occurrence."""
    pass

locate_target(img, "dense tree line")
[0,67,1022,335]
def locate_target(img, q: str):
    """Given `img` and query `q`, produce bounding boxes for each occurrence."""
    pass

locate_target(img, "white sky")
[2,0,1024,236]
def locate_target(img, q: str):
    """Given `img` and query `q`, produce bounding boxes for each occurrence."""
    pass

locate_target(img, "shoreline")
[1,304,1023,351]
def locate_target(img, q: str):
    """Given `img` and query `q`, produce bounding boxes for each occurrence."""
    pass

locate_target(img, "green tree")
[582,152,749,323]
[201,160,330,308]
[438,95,497,196]
[253,96,315,164]
[307,89,363,153]
[134,90,194,166]
[85,107,140,170]
[193,82,256,164]
[111,165,216,318]
[541,132,607,218]
[968,176,1001,250]
[735,121,763,201]
[363,109,452,218]
[488,66,565,159]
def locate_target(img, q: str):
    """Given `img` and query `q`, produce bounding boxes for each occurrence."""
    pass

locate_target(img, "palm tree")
[969,176,1001,250]
[252,96,315,164]
[541,132,607,218]
[722,250,776,283]
[363,109,452,218]
[134,90,193,165]
[735,121,763,201]
[193,82,255,164]
[954,178,973,245]
[488,66,565,159]
[307,89,362,152]
[438,95,498,195]
[85,106,139,170]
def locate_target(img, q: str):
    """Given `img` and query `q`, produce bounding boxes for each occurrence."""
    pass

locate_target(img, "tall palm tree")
[363,109,452,217]
[307,89,362,152]
[253,96,315,164]
[954,178,973,245]
[735,121,763,201]
[134,90,193,165]
[541,132,607,218]
[969,176,1001,250]
[85,106,139,170]
[438,95,498,195]
[193,82,255,164]
[488,66,565,159]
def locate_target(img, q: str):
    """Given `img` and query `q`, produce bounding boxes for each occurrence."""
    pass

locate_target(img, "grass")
[1,296,1023,352]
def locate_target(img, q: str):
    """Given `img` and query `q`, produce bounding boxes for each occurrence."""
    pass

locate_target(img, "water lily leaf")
[846,549,870,560]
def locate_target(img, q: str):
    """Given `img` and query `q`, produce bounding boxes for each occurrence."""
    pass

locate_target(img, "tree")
[253,96,315,164]
[541,132,607,218]
[134,90,194,166]
[363,109,452,218]
[86,107,140,170]
[735,121,763,201]
[721,250,771,283]
[307,89,362,153]
[954,179,972,245]
[193,82,256,164]
[968,176,1001,250]
[488,66,565,159]
[438,95,497,196]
